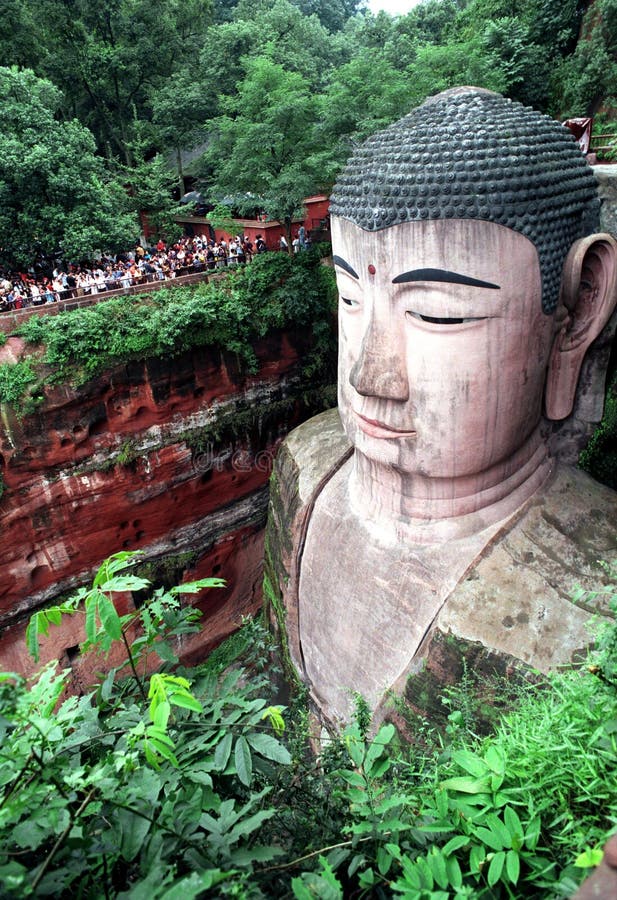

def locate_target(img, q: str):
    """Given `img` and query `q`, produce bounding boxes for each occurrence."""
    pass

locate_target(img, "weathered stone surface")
[393,629,533,739]
[595,164,617,238]
[1,333,301,486]
[0,328,333,680]
[267,412,617,726]
[284,407,352,507]
[432,465,617,670]
[265,408,351,685]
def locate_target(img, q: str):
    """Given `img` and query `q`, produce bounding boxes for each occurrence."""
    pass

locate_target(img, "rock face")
[596,165,617,238]
[0,329,334,679]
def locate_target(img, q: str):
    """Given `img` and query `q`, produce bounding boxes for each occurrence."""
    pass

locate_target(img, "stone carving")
[330,86,599,314]
[267,88,617,727]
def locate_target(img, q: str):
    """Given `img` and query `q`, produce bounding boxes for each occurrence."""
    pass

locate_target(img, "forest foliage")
[1,553,616,897]
[0,0,616,268]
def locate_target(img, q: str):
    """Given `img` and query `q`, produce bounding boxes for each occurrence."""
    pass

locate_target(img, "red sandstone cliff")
[0,328,332,680]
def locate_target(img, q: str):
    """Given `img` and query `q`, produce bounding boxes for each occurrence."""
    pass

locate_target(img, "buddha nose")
[349,313,409,401]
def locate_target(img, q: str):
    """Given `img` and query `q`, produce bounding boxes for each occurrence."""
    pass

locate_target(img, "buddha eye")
[406,311,486,325]
[419,314,464,325]
[341,296,360,308]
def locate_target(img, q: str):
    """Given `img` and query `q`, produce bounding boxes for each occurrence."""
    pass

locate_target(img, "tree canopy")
[0,67,137,271]
[203,57,326,241]
[0,0,613,268]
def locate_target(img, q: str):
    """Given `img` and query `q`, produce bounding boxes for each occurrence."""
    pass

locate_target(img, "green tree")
[317,49,418,159]
[0,553,293,897]
[2,0,214,165]
[556,0,617,115]
[201,0,337,92]
[376,0,461,71]
[0,67,137,271]
[152,0,338,190]
[151,73,212,194]
[202,57,325,246]
[523,0,585,55]
[290,0,366,32]
[401,40,492,103]
[0,0,44,70]
[122,151,184,244]
[339,8,397,53]
[479,16,553,107]
[451,0,588,111]
[394,6,557,112]
[405,0,461,44]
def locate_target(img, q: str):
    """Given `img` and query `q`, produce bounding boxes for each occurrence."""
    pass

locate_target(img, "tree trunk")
[176,146,185,196]
[284,216,293,255]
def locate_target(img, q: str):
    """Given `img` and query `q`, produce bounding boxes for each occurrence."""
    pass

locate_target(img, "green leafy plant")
[576,559,617,685]
[2,553,292,897]
[3,556,617,897]
[0,359,38,406]
[331,721,416,893]
[115,438,141,469]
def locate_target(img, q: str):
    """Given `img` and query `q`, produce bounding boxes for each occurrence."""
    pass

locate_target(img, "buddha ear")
[545,233,617,421]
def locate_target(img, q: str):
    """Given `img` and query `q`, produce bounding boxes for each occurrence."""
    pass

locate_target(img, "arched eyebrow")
[392,268,500,290]
[332,255,359,280]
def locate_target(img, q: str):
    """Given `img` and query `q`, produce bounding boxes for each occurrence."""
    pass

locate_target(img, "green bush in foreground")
[1,555,616,897]
[0,553,290,898]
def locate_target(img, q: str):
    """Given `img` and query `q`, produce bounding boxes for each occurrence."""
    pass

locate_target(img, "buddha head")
[329,88,616,497]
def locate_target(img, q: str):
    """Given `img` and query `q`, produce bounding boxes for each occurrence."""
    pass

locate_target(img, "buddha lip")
[355,413,416,438]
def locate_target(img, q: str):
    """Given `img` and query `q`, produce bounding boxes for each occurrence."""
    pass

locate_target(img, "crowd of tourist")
[0,230,309,313]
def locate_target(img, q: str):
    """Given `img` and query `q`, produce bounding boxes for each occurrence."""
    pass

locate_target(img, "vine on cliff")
[0,359,38,406]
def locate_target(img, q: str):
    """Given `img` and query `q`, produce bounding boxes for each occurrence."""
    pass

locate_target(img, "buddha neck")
[347,425,552,542]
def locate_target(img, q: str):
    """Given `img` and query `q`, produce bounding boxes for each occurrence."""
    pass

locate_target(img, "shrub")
[0,359,38,406]
[2,555,615,897]
[1,553,291,898]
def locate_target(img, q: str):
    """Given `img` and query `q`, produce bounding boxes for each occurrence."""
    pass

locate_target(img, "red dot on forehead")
[368,264,376,275]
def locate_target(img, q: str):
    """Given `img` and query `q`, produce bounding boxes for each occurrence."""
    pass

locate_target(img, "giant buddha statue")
[266,88,617,728]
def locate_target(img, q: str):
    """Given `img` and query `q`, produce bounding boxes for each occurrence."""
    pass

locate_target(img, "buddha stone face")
[327,88,617,524]
[334,216,554,482]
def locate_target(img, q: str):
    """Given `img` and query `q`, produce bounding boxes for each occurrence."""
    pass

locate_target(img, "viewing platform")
[0,270,212,336]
